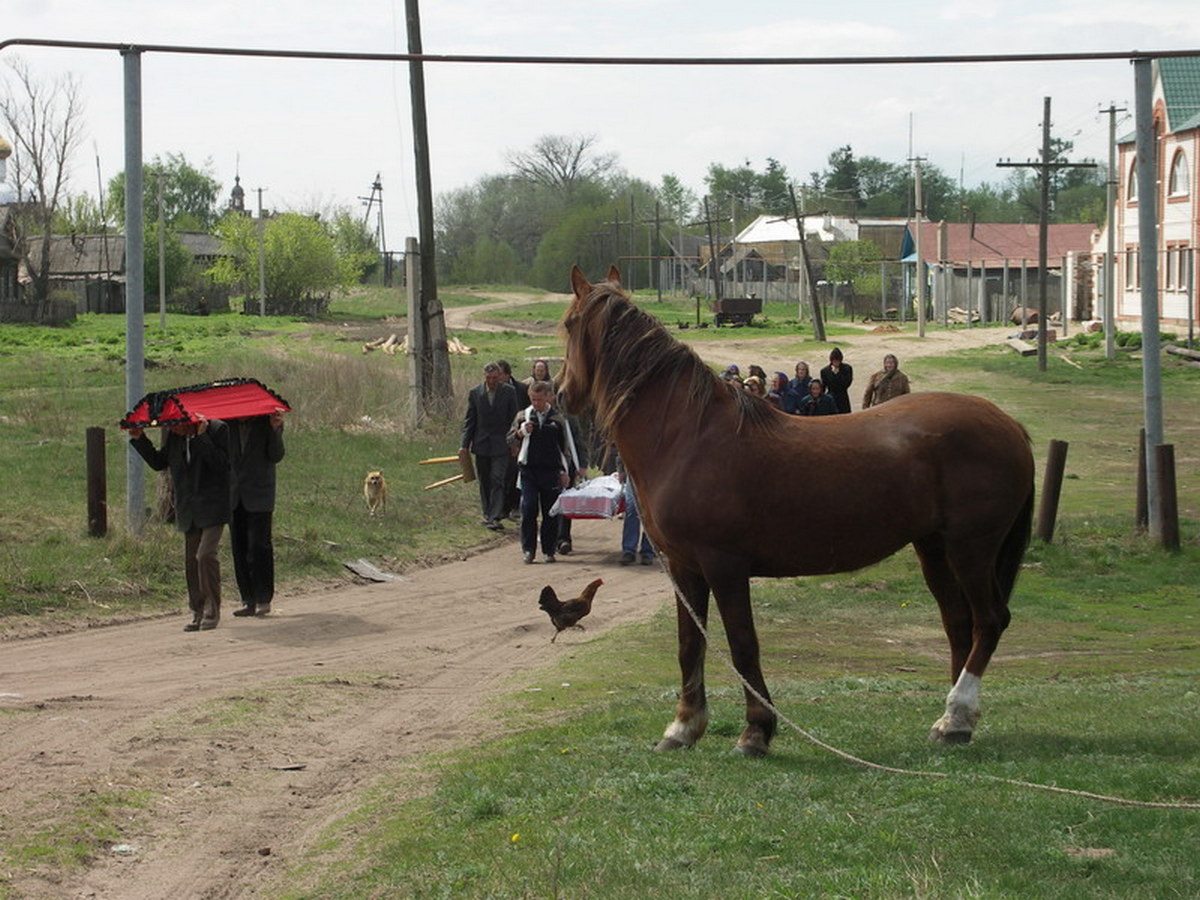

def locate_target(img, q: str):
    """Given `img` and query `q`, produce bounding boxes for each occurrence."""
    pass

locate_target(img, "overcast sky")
[4,0,1199,246]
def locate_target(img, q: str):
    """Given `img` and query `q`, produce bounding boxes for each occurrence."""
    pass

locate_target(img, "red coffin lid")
[120,377,290,429]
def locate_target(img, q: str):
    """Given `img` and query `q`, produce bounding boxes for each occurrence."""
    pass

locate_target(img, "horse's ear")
[606,265,622,287]
[570,264,592,299]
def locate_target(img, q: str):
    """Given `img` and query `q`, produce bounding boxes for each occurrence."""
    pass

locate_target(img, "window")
[1168,150,1190,197]
[1127,159,1139,202]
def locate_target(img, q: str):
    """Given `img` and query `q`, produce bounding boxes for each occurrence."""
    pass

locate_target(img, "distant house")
[906,220,1098,322]
[25,233,126,313]
[692,213,910,306]
[1091,56,1199,331]
[22,230,232,315]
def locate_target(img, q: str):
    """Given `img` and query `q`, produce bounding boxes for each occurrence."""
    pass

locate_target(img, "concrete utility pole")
[122,48,145,534]
[912,156,926,337]
[1134,57,1165,540]
[157,171,166,329]
[997,97,1096,371]
[1102,102,1127,361]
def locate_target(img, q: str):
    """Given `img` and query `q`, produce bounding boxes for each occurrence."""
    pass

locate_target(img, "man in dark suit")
[496,359,528,520]
[461,362,519,531]
[227,410,287,617]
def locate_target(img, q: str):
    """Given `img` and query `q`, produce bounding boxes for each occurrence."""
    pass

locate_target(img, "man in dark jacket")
[129,417,230,631]
[227,410,286,617]
[461,362,520,530]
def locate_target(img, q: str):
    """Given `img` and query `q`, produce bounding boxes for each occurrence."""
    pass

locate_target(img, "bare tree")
[505,134,616,193]
[0,58,85,301]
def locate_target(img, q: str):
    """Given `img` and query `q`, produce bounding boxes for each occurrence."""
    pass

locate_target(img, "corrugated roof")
[913,221,1096,266]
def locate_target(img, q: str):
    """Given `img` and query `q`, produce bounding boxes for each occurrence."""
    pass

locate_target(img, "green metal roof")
[1159,57,1200,133]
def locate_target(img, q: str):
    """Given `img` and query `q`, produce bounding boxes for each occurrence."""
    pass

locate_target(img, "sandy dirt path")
[1,291,1020,899]
[0,519,671,900]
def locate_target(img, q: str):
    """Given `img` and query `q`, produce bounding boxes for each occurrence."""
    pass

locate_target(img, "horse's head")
[557,264,622,415]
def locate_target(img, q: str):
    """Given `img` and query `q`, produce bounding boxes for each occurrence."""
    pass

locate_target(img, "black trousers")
[230,504,275,607]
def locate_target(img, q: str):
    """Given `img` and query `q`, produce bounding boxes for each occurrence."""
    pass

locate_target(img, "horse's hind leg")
[914,535,985,743]
[656,564,711,752]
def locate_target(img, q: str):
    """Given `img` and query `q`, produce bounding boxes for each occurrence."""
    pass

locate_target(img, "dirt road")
[1,292,1018,899]
[0,519,670,899]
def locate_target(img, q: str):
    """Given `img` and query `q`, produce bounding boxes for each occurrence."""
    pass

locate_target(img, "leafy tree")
[107,152,222,231]
[144,221,192,297]
[0,57,85,300]
[703,158,792,217]
[209,212,351,306]
[328,207,380,282]
[52,192,108,234]
[823,145,862,214]
[450,236,526,284]
[657,173,698,225]
[825,239,883,299]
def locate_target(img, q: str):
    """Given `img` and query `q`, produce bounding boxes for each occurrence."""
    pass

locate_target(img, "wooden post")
[1035,439,1068,543]
[1136,428,1148,532]
[86,426,107,537]
[1155,444,1180,551]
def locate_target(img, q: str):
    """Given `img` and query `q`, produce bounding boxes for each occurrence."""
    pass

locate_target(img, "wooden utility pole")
[406,0,452,414]
[997,97,1096,371]
[787,185,826,342]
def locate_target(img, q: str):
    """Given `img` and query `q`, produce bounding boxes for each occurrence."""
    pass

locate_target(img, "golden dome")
[0,134,12,159]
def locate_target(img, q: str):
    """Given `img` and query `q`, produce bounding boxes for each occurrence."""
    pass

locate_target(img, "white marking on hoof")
[930,672,981,742]
[658,712,707,750]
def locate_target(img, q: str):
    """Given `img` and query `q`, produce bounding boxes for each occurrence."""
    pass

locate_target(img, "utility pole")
[912,156,926,337]
[997,97,1097,371]
[1134,57,1166,541]
[156,171,166,329]
[787,185,826,341]
[122,48,145,534]
[1102,102,1126,361]
[255,187,267,317]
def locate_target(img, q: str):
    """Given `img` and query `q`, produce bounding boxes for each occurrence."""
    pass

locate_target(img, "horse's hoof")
[929,727,973,744]
[735,739,769,758]
[654,737,690,752]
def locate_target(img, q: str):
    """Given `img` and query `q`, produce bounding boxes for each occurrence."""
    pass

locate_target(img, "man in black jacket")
[461,362,519,531]
[228,410,286,617]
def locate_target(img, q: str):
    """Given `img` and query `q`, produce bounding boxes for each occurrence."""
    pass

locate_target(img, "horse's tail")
[994,484,1034,628]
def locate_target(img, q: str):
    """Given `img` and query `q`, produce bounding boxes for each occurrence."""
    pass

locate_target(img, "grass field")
[1,285,1198,898]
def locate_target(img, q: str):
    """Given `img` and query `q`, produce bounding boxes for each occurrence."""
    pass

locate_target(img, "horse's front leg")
[710,573,775,757]
[655,565,710,752]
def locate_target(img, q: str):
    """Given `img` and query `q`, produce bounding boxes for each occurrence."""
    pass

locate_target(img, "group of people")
[724,349,911,416]
[128,409,286,631]
[460,359,657,568]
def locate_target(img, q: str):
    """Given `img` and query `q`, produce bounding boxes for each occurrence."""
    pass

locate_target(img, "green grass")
[277,546,1200,900]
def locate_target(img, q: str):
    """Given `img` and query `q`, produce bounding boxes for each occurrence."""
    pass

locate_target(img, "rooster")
[538,577,603,642]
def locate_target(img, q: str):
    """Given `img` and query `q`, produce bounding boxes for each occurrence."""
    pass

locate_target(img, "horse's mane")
[568,282,782,439]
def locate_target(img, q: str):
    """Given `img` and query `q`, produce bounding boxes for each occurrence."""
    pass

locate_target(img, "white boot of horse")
[929,671,982,743]
[656,709,709,751]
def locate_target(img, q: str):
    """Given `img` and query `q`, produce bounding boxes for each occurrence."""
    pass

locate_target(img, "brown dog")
[363,470,387,515]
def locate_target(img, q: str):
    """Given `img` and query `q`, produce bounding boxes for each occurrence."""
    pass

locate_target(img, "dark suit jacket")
[131,421,230,532]
[461,381,519,457]
[228,417,286,512]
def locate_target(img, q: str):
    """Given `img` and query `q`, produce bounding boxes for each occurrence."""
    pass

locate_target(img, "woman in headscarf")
[861,353,912,408]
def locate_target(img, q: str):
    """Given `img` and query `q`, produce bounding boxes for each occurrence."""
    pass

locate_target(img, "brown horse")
[558,266,1035,757]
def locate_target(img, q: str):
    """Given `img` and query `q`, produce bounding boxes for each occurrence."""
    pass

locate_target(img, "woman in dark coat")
[820,348,854,414]
[129,417,230,630]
